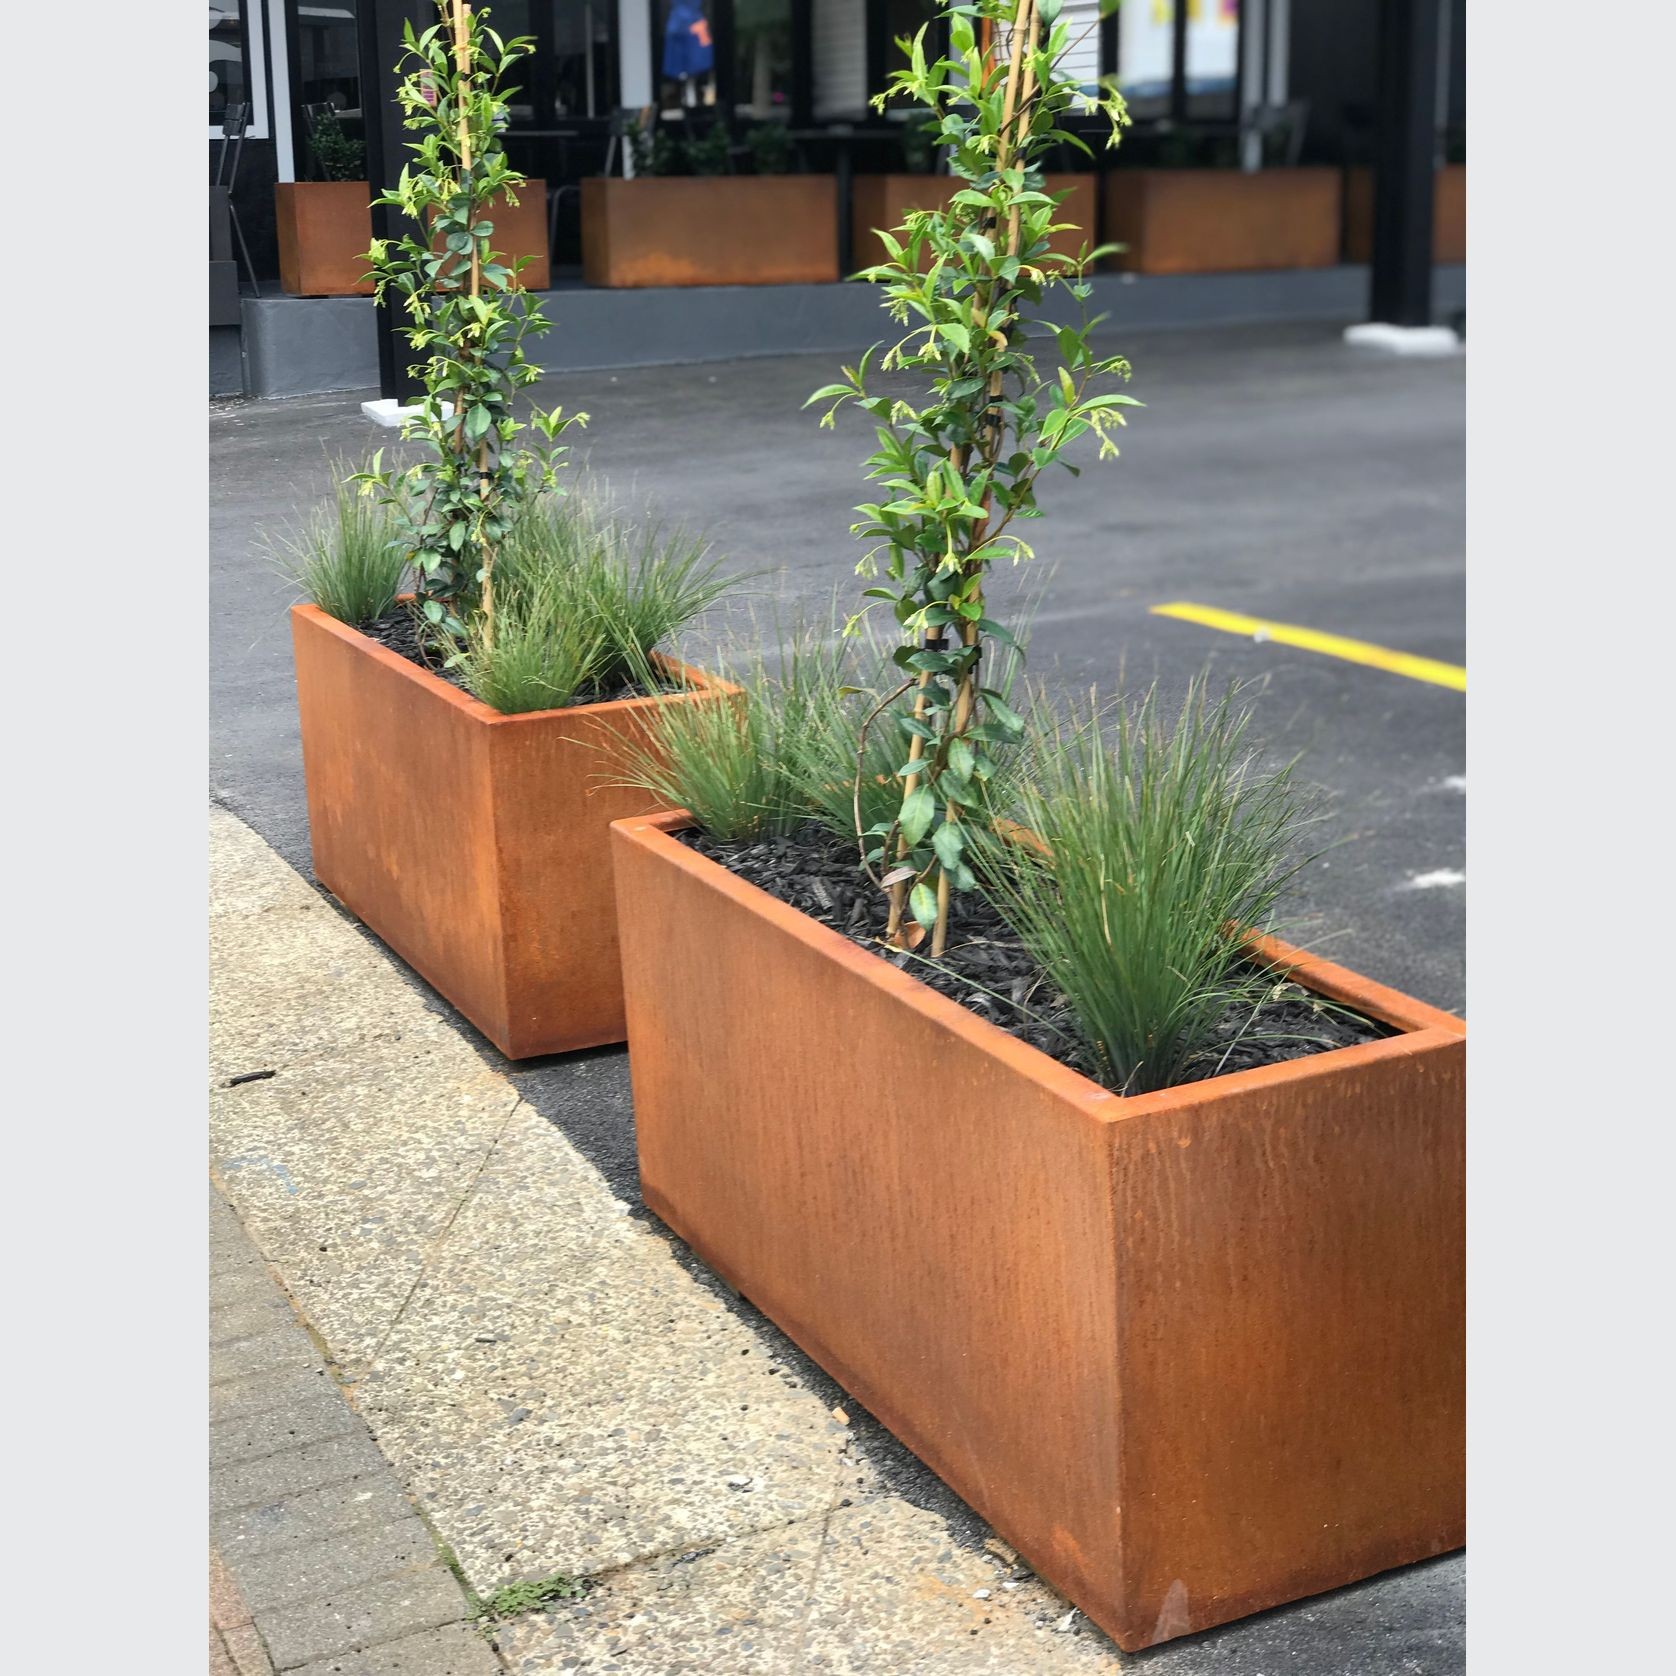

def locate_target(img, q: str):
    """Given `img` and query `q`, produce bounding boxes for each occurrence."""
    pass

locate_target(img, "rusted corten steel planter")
[1102,168,1343,275]
[611,810,1466,1652]
[290,606,730,1058]
[1344,164,1466,265]
[851,173,1098,269]
[276,182,378,297]
[580,176,838,287]
[276,181,551,298]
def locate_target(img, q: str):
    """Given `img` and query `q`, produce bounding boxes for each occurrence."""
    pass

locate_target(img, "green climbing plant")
[357,0,581,643]
[806,0,1139,956]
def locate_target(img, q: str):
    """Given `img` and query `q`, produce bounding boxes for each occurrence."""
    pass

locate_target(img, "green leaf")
[899,785,935,848]
[932,822,965,872]
[985,696,1026,737]
[909,882,940,930]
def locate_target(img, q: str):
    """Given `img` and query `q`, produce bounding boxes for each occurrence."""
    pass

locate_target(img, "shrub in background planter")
[288,1,737,1055]
[1103,167,1343,274]
[612,0,1464,1648]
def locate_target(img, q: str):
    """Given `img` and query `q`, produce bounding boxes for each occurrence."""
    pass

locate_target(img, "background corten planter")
[276,181,550,297]
[581,176,838,287]
[1102,168,1343,275]
[276,182,377,296]
[851,173,1098,269]
[612,811,1465,1652]
[1343,164,1466,264]
[291,607,728,1057]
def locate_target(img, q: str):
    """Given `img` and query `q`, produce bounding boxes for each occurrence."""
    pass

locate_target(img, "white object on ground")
[361,397,456,427]
[1343,323,1462,357]
[1408,868,1466,889]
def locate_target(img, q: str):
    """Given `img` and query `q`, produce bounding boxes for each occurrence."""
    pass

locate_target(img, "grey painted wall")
[235,266,1467,399]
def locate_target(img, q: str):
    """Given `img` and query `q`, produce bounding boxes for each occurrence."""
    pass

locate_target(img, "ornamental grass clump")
[494,496,732,691]
[808,0,1139,955]
[980,680,1328,1095]
[619,627,884,844]
[275,465,408,625]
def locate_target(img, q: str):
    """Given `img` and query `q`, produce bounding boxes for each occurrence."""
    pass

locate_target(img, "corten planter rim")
[617,808,1466,1120]
[289,602,736,727]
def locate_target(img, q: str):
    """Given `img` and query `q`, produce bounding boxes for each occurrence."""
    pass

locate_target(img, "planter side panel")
[1105,170,1342,275]
[487,700,718,1057]
[1112,1038,1466,1645]
[581,177,838,287]
[614,823,1128,1619]
[276,182,376,297]
[290,607,509,1042]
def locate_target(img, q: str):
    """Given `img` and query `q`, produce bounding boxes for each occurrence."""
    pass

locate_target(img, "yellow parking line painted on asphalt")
[1150,602,1467,692]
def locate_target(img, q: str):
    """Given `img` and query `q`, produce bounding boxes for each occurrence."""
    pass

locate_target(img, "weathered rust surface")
[612,812,1465,1652]
[1344,164,1466,265]
[1102,168,1343,275]
[276,182,376,297]
[851,173,1099,270]
[277,182,549,298]
[581,177,838,288]
[290,605,729,1057]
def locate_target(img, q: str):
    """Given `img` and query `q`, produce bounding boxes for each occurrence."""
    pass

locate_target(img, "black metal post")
[1369,0,1442,327]
[790,0,814,128]
[359,0,423,401]
[1169,0,1189,127]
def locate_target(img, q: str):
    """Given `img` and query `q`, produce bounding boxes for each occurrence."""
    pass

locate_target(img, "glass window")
[553,0,617,118]
[1117,0,1175,119]
[491,2,539,122]
[1184,0,1239,120]
[733,0,792,119]
[1115,0,1240,123]
[294,3,362,118]
[657,1,718,112]
[209,3,251,128]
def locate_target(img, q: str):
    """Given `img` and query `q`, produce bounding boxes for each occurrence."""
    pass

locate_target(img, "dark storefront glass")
[210,2,251,127]
[733,0,792,118]
[294,2,362,114]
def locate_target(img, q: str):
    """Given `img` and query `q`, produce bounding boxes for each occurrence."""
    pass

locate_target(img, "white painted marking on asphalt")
[1408,869,1466,889]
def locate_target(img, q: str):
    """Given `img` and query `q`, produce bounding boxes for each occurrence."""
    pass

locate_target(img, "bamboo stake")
[928,0,1039,958]
[451,2,495,644]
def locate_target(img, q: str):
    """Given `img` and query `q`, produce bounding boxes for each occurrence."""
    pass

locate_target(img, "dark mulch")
[356,606,661,708]
[680,821,1387,1093]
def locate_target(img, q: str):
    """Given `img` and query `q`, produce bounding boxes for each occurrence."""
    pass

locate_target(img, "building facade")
[211,1,1464,282]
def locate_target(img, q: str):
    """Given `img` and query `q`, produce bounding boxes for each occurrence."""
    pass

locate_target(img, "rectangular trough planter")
[851,172,1099,269]
[581,176,838,288]
[291,606,729,1057]
[1102,167,1343,275]
[611,810,1466,1651]
[276,180,550,298]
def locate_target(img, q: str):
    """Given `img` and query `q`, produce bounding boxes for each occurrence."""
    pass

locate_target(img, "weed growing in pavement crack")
[479,1571,592,1619]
